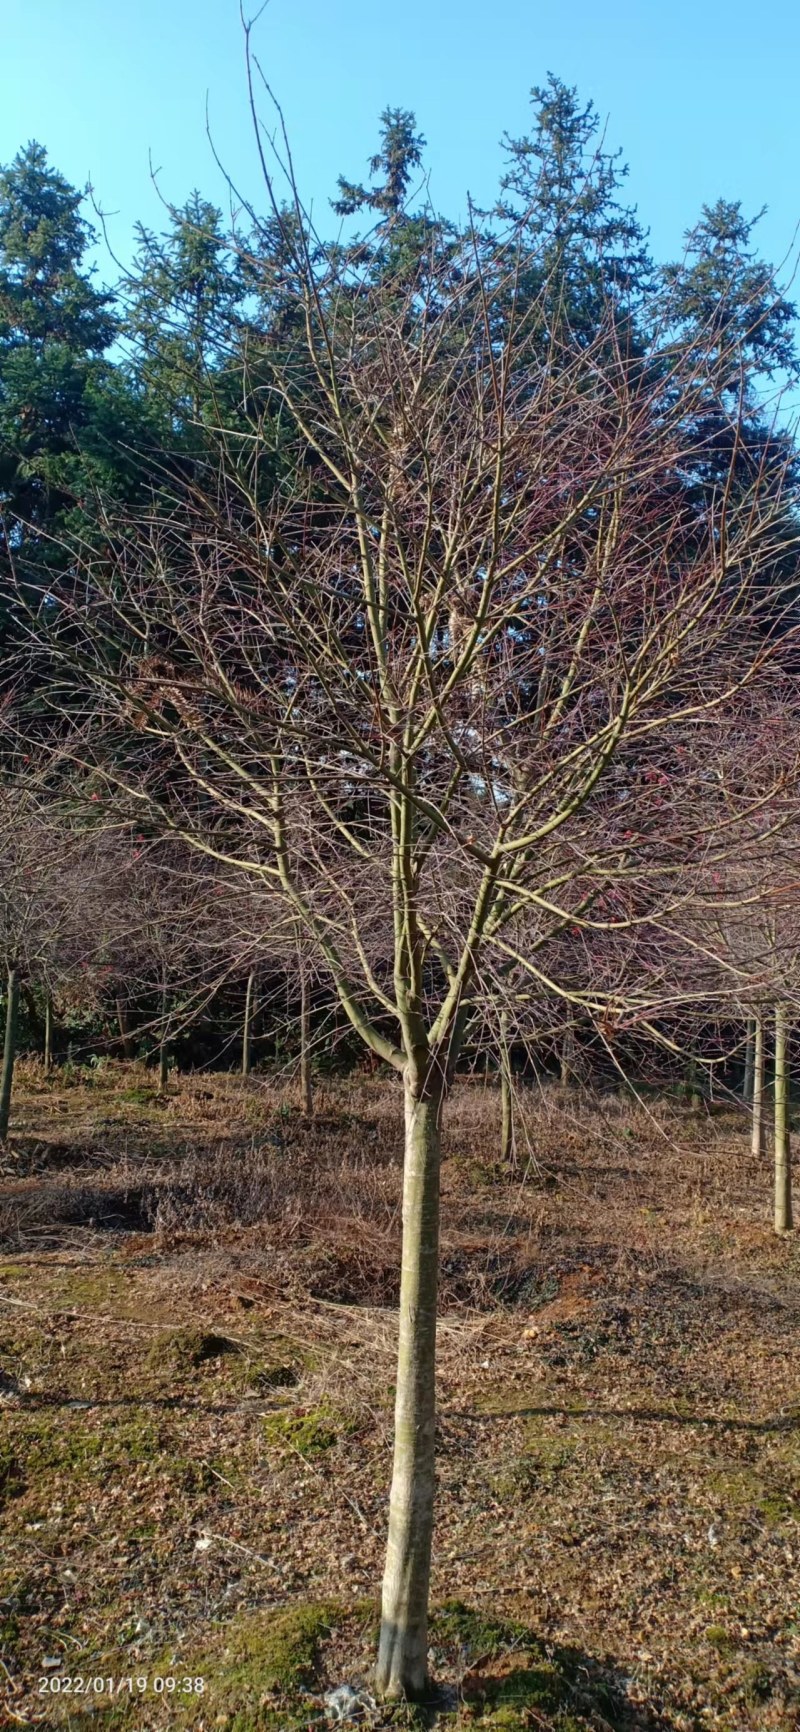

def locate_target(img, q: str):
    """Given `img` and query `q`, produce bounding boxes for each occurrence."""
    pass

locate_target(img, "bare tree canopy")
[8,115,800,1694]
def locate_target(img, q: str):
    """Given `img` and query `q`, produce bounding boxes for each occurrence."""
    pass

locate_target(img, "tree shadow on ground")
[422,1599,676,1730]
[451,1401,800,1434]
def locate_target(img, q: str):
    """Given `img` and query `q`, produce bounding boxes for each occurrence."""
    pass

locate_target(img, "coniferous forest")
[2,48,800,1732]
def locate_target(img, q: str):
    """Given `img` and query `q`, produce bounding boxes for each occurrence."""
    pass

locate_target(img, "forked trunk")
[0,964,20,1141]
[743,1015,755,1105]
[774,1003,792,1234]
[377,1071,443,1698]
[44,993,53,1076]
[242,970,256,1078]
[751,1011,765,1159]
[299,969,313,1116]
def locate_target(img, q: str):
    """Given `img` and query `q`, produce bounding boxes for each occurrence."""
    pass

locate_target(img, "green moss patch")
[706,1464,797,1528]
[473,1659,569,1725]
[173,1600,342,1728]
[146,1326,243,1373]
[262,1400,352,1460]
[741,1661,774,1705]
[117,1085,159,1107]
[431,1600,534,1663]
[27,1414,160,1474]
[1,1412,216,1520]
[229,1356,299,1395]
[429,1603,622,1732]
[705,1623,734,1654]
[490,1417,622,1504]
[0,1439,23,1508]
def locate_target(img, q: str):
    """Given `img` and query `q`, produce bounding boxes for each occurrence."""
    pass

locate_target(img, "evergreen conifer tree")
[125,192,247,443]
[497,74,652,349]
[0,143,120,578]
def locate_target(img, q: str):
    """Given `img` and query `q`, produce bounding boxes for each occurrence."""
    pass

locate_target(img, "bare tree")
[94,838,223,1089]
[18,166,800,1696]
[706,799,800,1224]
[0,773,108,1136]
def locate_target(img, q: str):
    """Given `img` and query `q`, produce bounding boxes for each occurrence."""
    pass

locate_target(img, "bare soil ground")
[1,1060,799,1730]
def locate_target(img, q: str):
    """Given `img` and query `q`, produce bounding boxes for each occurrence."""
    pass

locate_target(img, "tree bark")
[751,1010,765,1160]
[743,1015,755,1106]
[688,1055,703,1113]
[299,967,313,1115]
[774,1002,792,1233]
[499,1012,513,1163]
[376,1070,443,1698]
[242,970,255,1078]
[44,992,53,1076]
[559,1025,575,1090]
[116,998,134,1061]
[158,980,169,1093]
[0,964,20,1141]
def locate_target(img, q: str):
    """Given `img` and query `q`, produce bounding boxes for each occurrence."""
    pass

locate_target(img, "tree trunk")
[0,964,20,1141]
[44,992,53,1076]
[559,1026,575,1090]
[242,970,255,1078]
[376,1071,443,1698]
[116,998,134,1061]
[751,1011,765,1160]
[158,980,169,1093]
[743,1015,755,1105]
[299,967,313,1115]
[499,1012,513,1163]
[774,1003,792,1233]
[688,1055,703,1113]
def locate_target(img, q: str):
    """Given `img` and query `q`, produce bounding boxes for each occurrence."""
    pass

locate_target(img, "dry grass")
[1,1065,799,1728]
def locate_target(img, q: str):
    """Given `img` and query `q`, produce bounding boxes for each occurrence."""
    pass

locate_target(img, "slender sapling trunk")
[774,1003,792,1233]
[376,1068,443,1698]
[499,1012,513,1163]
[299,967,313,1116]
[752,1011,765,1159]
[560,1026,575,1090]
[116,998,134,1061]
[44,992,53,1076]
[242,970,256,1078]
[158,979,169,1093]
[0,964,20,1141]
[743,1015,755,1105]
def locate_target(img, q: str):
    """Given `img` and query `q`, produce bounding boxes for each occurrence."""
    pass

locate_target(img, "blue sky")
[4,0,799,291]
